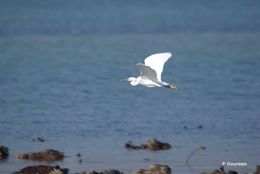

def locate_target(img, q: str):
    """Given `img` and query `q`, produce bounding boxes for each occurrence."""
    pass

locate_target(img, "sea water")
[0,1,260,173]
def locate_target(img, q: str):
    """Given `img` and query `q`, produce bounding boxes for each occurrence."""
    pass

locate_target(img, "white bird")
[122,52,177,89]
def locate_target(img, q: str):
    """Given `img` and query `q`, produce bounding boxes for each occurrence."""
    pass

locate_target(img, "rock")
[13,165,68,174]
[125,140,141,150]
[85,170,100,174]
[143,139,172,150]
[197,125,203,129]
[16,149,64,162]
[228,171,238,174]
[202,166,238,174]
[133,164,171,174]
[76,153,83,163]
[202,167,225,174]
[32,137,45,142]
[252,165,260,174]
[148,164,171,174]
[82,169,123,174]
[248,166,260,174]
[102,170,124,174]
[76,153,82,157]
[0,145,9,160]
[132,169,146,174]
[49,167,68,174]
[125,139,171,150]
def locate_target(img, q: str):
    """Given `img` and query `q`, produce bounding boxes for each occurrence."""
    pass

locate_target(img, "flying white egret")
[122,52,177,89]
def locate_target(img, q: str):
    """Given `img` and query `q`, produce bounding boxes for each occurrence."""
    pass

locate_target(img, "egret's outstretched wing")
[144,52,172,82]
[136,63,160,84]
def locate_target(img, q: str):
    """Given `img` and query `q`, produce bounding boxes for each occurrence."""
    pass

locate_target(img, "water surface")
[0,1,260,173]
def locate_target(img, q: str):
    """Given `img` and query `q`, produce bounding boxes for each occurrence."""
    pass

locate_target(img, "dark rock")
[254,165,260,174]
[32,137,45,142]
[133,164,171,174]
[202,166,238,174]
[202,167,225,174]
[133,169,146,174]
[197,125,203,129]
[16,149,64,162]
[82,169,123,174]
[76,153,82,157]
[199,146,206,150]
[76,153,83,163]
[125,140,141,150]
[125,139,171,150]
[0,145,9,160]
[13,165,68,174]
[146,139,171,150]
[102,169,123,174]
[85,171,100,174]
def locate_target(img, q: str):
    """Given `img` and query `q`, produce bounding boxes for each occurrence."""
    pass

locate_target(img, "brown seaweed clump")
[125,139,171,150]
[82,169,123,174]
[133,164,171,174]
[202,166,238,174]
[0,145,9,160]
[13,165,68,174]
[16,149,64,162]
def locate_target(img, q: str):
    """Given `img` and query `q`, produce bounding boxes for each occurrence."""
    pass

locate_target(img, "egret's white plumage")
[144,52,171,82]
[122,52,177,89]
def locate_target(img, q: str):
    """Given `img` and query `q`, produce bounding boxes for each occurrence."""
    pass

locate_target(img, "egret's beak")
[169,84,177,89]
[164,84,177,89]
[120,79,127,82]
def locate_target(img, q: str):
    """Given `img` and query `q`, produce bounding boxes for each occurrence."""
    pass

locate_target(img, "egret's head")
[120,77,136,82]
[127,77,137,82]
[121,77,139,86]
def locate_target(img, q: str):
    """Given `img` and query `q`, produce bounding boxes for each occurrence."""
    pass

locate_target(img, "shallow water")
[1,1,260,174]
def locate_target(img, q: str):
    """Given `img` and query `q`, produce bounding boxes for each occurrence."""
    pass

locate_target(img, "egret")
[122,52,177,89]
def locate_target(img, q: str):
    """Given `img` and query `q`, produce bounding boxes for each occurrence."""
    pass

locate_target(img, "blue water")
[1,1,260,174]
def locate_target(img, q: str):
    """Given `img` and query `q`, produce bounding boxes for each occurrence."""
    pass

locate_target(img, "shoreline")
[1,139,259,174]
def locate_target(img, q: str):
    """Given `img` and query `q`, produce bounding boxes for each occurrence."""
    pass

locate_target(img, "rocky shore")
[1,143,259,174]
[125,139,171,150]
[16,149,64,162]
